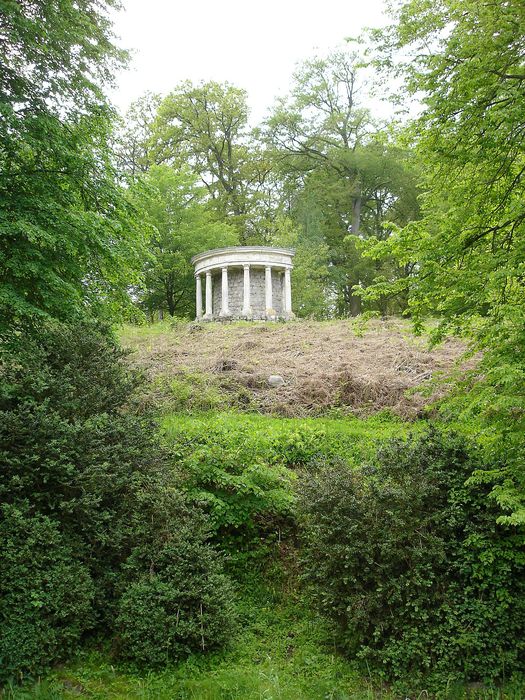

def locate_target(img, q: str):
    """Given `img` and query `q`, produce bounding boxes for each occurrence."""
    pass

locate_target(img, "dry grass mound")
[120,319,476,418]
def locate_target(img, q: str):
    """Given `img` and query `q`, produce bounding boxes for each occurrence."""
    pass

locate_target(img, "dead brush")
[121,319,477,418]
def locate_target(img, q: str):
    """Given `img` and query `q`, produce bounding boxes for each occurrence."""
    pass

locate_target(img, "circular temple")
[191,246,295,321]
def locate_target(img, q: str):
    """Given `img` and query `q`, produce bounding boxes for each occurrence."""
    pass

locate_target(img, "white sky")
[109,0,389,124]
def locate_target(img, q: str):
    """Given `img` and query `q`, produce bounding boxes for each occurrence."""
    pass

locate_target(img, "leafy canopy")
[0,0,147,340]
[360,0,525,521]
[264,51,420,316]
[132,165,236,318]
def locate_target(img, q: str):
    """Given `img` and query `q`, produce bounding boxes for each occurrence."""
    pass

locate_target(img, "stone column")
[195,275,203,319]
[265,266,275,319]
[220,266,229,317]
[284,267,292,317]
[242,264,252,317]
[205,271,213,319]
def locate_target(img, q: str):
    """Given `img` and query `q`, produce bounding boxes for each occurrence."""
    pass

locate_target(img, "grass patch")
[3,574,372,700]
[6,574,524,699]
[161,410,411,465]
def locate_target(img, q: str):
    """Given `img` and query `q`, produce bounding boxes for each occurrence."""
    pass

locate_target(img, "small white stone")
[268,375,285,387]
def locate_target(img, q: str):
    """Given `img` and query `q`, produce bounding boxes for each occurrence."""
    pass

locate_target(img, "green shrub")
[116,538,236,667]
[0,504,95,682]
[0,320,236,682]
[168,372,227,412]
[0,400,176,624]
[270,425,326,467]
[0,319,138,420]
[166,420,295,554]
[297,429,525,690]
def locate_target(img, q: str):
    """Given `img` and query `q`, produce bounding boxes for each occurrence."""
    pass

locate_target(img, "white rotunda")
[191,246,295,321]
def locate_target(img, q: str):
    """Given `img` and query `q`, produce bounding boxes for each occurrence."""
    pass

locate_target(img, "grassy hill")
[12,320,519,700]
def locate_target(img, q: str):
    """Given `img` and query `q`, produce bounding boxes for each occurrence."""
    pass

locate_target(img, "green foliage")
[0,321,235,682]
[5,402,523,698]
[0,504,95,682]
[0,0,124,111]
[361,0,525,521]
[163,416,296,551]
[8,567,525,699]
[270,214,331,318]
[152,81,255,237]
[0,0,147,340]
[160,411,407,567]
[116,538,236,667]
[114,92,162,175]
[298,429,525,690]
[269,425,327,467]
[0,319,138,419]
[131,165,236,318]
[167,371,231,412]
[3,575,375,700]
[163,410,407,466]
[264,50,420,316]
[121,83,286,244]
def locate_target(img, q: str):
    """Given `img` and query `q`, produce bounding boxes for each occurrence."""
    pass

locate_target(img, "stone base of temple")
[196,312,294,322]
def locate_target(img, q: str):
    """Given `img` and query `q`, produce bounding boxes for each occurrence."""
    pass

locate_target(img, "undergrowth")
[5,568,524,700]
[3,572,369,700]
[6,322,521,698]
[161,410,409,464]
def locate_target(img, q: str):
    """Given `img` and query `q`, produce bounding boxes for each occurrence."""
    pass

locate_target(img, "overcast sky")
[109,0,389,124]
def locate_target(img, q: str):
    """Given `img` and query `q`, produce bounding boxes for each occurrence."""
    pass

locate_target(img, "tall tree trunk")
[349,293,361,316]
[167,291,175,316]
[351,194,361,235]
[349,192,362,316]
[166,275,175,316]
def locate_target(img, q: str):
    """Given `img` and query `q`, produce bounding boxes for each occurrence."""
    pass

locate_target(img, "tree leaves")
[362,0,525,521]
[0,1,147,340]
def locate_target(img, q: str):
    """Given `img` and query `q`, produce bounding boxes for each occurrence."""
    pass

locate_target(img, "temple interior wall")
[210,267,284,319]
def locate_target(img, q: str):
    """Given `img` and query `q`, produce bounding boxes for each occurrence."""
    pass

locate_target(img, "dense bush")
[0,321,236,682]
[117,537,236,666]
[298,429,525,690]
[0,504,95,681]
[0,319,139,419]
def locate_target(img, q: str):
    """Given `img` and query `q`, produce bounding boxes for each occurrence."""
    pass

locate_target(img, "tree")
[361,0,525,522]
[265,51,372,233]
[265,51,419,316]
[114,92,162,176]
[133,165,236,318]
[269,213,331,318]
[152,81,265,239]
[0,0,147,341]
[0,0,124,113]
